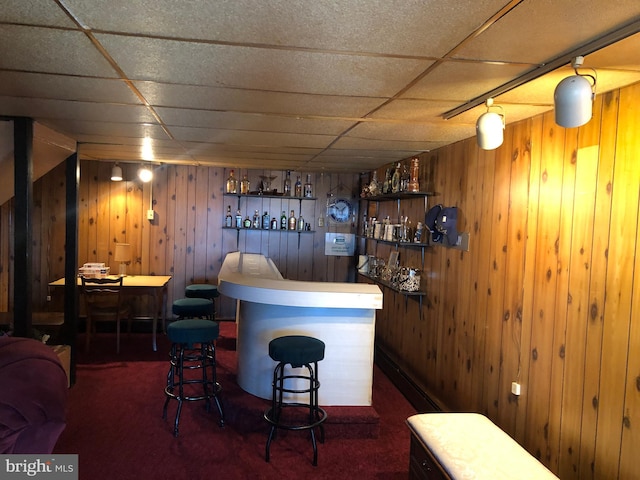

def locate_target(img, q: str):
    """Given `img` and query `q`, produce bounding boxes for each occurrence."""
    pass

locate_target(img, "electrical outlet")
[147,209,155,220]
[46,295,52,302]
[511,381,521,396]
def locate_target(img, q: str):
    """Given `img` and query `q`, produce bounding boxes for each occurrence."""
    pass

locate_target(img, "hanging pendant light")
[111,163,123,181]
[476,98,505,150]
[554,56,596,128]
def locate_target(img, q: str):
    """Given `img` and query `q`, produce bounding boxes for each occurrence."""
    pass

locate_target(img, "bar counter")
[217,252,382,406]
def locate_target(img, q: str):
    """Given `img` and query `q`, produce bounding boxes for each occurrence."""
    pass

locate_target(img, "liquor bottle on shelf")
[401,163,410,192]
[382,168,391,194]
[270,216,278,230]
[369,171,379,196]
[243,215,252,229]
[391,163,401,193]
[409,157,420,192]
[226,169,237,194]
[240,173,250,195]
[283,171,292,196]
[294,176,302,197]
[262,211,270,230]
[235,209,242,229]
[288,210,297,230]
[297,213,304,232]
[225,205,232,228]
[252,210,260,229]
[280,210,287,229]
[304,174,313,197]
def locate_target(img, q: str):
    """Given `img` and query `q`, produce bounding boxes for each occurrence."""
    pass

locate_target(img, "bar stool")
[162,319,224,437]
[264,335,327,466]
[185,284,219,301]
[172,297,214,320]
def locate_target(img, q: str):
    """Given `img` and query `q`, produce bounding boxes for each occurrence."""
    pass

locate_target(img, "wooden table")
[49,275,172,351]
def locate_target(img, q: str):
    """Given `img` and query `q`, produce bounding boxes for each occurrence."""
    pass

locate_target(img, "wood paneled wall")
[1,82,638,480]
[372,82,640,479]
[3,163,358,320]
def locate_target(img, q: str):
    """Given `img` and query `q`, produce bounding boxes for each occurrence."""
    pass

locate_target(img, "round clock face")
[329,198,352,223]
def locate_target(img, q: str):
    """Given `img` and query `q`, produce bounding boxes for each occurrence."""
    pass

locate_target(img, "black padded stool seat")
[162,319,224,436]
[264,335,327,466]
[185,284,219,300]
[172,297,214,320]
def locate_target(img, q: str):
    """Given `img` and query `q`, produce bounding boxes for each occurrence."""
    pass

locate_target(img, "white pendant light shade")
[111,164,123,181]
[554,74,594,128]
[476,99,505,150]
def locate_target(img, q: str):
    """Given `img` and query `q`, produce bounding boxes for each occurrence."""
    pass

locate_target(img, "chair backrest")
[80,276,124,313]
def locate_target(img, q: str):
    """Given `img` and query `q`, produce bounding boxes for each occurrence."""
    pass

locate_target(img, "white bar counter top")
[217,252,383,406]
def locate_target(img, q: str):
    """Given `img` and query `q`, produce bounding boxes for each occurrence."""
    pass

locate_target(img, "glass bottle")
[382,168,391,194]
[243,215,252,229]
[297,213,305,231]
[409,157,420,192]
[240,173,250,195]
[391,163,401,193]
[294,176,302,197]
[270,216,278,230]
[225,169,237,194]
[401,164,410,192]
[288,210,297,230]
[280,210,287,230]
[252,210,260,229]
[369,171,379,196]
[262,211,270,230]
[235,209,242,229]
[304,174,313,198]
[283,171,291,196]
[225,205,232,228]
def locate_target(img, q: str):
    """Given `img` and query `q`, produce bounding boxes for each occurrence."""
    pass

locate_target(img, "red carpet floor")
[54,322,417,479]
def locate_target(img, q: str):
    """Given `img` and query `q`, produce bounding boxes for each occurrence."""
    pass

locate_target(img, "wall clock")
[327,198,353,223]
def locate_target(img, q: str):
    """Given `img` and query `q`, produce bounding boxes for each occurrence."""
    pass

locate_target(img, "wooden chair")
[81,276,132,353]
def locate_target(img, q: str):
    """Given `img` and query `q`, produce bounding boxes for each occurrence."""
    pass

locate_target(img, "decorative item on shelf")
[382,167,391,194]
[409,157,420,192]
[114,243,131,277]
[554,55,596,128]
[401,163,410,192]
[235,209,243,229]
[225,205,233,227]
[259,175,277,194]
[391,163,401,193]
[367,171,380,196]
[397,268,421,292]
[476,98,505,150]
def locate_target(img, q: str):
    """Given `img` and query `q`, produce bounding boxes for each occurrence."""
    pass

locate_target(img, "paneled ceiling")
[1,0,640,173]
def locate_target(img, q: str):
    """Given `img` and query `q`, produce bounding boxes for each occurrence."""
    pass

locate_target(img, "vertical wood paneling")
[594,82,640,480]
[556,93,602,478]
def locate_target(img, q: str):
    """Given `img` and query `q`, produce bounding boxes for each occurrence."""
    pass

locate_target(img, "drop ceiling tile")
[331,136,438,152]
[367,99,467,122]
[585,32,640,71]
[95,34,433,97]
[154,107,357,135]
[0,25,119,77]
[0,72,139,103]
[452,0,640,64]
[401,61,533,102]
[61,122,171,141]
[0,0,77,27]
[183,143,324,156]
[346,121,476,143]
[169,126,335,149]
[65,0,507,57]
[134,81,387,118]
[0,96,157,125]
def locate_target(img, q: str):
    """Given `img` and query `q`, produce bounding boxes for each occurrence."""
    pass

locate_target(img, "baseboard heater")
[374,346,443,413]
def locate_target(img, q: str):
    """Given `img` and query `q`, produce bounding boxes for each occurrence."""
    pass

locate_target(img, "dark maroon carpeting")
[54,322,416,479]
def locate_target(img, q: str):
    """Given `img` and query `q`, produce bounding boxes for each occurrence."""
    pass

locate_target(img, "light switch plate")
[147,209,155,220]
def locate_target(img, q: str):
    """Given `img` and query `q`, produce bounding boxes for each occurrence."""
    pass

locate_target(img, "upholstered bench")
[406,413,559,480]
